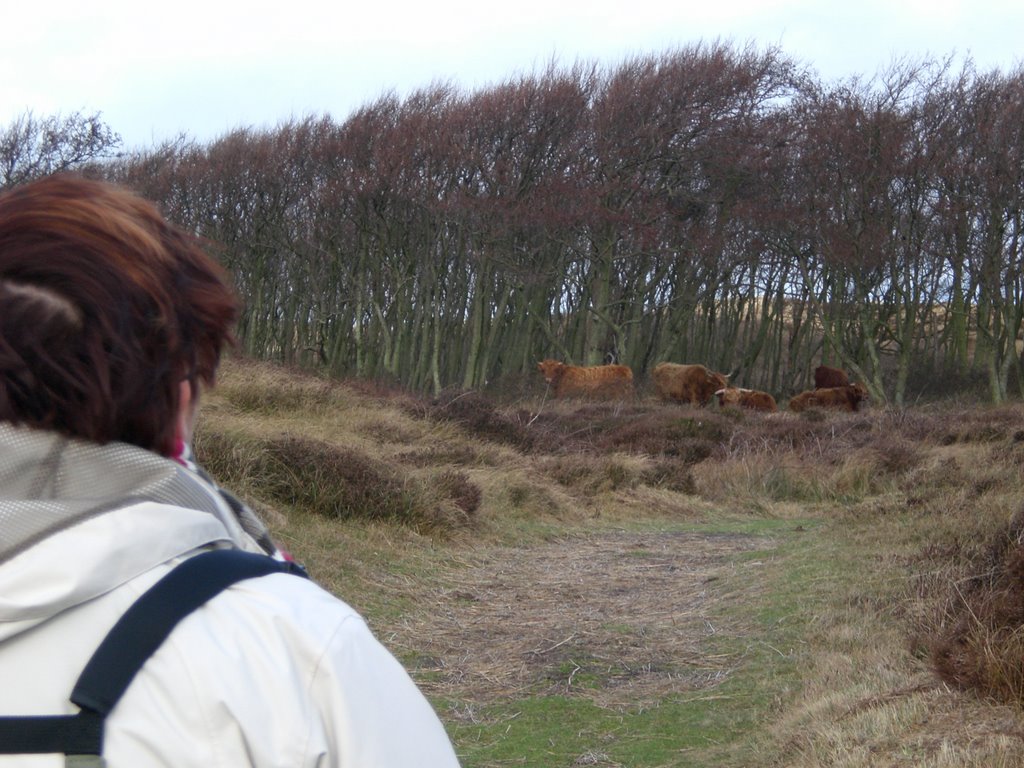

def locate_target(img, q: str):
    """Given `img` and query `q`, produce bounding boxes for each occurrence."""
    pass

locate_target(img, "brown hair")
[0,174,239,454]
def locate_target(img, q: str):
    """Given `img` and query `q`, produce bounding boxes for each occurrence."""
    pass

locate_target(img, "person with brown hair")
[0,175,461,767]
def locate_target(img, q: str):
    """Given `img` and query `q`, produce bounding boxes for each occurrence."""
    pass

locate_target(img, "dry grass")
[928,508,1024,704]
[194,356,1024,766]
[196,358,488,533]
[387,531,764,712]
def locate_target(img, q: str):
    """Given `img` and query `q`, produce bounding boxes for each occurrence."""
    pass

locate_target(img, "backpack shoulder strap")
[72,548,307,714]
[0,548,307,761]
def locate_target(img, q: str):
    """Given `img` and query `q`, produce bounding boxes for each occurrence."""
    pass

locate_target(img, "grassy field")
[193,356,1024,767]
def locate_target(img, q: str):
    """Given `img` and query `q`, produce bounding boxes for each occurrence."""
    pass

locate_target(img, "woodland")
[3,41,1024,405]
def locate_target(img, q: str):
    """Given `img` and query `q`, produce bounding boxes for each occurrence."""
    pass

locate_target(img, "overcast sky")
[3,0,1022,150]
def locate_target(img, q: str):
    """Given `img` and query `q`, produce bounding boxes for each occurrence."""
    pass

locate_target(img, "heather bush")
[245,434,414,521]
[640,459,697,494]
[540,454,642,494]
[432,470,483,522]
[193,428,478,533]
[429,389,535,449]
[930,508,1024,705]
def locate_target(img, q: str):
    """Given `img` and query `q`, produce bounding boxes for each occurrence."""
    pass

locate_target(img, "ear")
[174,378,197,447]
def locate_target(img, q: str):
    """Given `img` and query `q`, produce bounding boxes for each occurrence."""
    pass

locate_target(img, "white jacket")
[0,424,461,767]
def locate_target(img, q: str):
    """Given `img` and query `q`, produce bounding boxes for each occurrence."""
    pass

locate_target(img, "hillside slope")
[193,357,1024,767]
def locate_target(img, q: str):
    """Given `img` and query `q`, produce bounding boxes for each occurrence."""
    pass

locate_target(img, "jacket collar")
[0,423,279,635]
[0,423,239,567]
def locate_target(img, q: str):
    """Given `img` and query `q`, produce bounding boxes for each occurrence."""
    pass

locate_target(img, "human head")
[0,174,238,455]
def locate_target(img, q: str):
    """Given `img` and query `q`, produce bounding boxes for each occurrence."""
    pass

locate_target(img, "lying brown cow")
[788,383,869,413]
[536,359,634,399]
[814,365,850,389]
[714,387,778,412]
[652,362,729,406]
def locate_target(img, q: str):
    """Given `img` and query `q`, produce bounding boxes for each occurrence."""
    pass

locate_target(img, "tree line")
[3,42,1024,405]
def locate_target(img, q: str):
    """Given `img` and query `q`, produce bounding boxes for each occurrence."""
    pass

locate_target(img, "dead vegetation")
[392,531,763,712]
[928,507,1024,705]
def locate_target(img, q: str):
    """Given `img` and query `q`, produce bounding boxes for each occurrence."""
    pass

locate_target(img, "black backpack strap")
[0,710,103,756]
[0,548,307,759]
[72,548,307,715]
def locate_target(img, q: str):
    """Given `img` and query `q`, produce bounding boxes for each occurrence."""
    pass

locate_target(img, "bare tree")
[0,110,121,187]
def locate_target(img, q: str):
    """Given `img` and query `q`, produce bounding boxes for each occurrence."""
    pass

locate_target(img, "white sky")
[3,0,1022,150]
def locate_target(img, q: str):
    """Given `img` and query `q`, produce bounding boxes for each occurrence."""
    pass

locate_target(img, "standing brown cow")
[814,365,850,389]
[652,362,729,406]
[714,387,778,412]
[536,359,634,399]
[788,383,868,413]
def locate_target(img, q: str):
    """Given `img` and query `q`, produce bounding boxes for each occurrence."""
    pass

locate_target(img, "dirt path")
[388,530,767,713]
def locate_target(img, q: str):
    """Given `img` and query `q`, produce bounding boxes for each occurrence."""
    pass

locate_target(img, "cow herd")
[536,359,869,414]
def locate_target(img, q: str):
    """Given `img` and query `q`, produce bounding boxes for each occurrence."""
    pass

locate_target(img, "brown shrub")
[193,428,476,533]
[868,436,924,475]
[259,436,414,522]
[595,411,728,460]
[896,404,1024,446]
[528,404,729,459]
[429,389,535,449]
[344,375,415,401]
[714,412,873,462]
[641,459,697,494]
[540,454,640,494]
[346,378,432,421]
[524,403,632,453]
[899,456,969,496]
[930,508,1024,704]
[435,470,483,517]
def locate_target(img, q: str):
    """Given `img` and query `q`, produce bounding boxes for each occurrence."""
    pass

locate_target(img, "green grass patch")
[449,693,767,768]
